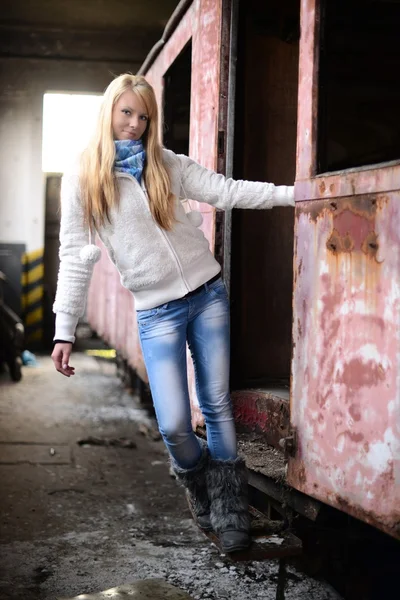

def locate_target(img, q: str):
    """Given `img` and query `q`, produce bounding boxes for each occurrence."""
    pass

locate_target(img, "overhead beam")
[0,25,160,63]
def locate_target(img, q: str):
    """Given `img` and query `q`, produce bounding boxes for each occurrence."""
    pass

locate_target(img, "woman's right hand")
[51,342,75,377]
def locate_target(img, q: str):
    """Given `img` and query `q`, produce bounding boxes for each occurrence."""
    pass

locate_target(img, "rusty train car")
[86,0,400,542]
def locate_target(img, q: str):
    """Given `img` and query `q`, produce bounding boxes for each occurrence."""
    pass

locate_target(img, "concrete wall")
[0,57,137,253]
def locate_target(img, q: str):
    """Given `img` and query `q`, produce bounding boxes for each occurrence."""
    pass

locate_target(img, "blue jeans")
[136,277,237,469]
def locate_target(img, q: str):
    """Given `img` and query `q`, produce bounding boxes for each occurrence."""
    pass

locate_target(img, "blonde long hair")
[80,74,175,230]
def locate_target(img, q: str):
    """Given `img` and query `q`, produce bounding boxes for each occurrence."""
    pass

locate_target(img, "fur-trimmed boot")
[207,456,251,553]
[171,441,212,531]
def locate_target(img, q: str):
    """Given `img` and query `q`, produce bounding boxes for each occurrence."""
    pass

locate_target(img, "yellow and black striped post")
[21,248,44,344]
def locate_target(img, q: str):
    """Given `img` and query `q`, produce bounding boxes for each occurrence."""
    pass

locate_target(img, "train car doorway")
[230,0,299,391]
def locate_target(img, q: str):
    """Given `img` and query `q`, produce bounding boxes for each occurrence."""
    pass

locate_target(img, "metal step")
[201,506,302,562]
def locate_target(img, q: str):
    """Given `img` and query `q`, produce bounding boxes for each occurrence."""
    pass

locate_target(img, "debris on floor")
[138,422,162,441]
[22,350,39,367]
[77,436,137,449]
[249,513,285,535]
[60,578,195,600]
[0,354,343,600]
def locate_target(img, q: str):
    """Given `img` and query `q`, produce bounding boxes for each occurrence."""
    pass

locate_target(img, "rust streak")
[348,404,361,422]
[298,195,382,224]
[339,358,386,401]
[346,431,364,443]
[361,231,380,261]
[326,229,354,254]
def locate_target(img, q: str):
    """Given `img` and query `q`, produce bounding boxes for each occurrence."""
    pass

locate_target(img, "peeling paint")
[231,390,290,450]
[289,192,400,538]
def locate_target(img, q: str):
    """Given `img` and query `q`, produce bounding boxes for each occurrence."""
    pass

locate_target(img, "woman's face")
[112,90,149,141]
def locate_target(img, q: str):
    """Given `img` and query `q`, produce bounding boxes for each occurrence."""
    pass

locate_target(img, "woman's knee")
[201,393,233,421]
[159,420,193,446]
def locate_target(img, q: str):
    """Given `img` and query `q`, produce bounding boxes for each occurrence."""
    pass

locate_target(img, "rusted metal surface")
[292,0,400,539]
[289,192,400,538]
[248,470,321,522]
[231,389,290,450]
[144,3,193,111]
[296,162,400,202]
[295,0,320,181]
[213,0,232,272]
[189,0,227,429]
[295,0,400,201]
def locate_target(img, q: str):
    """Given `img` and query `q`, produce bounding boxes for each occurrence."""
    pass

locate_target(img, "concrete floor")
[0,353,341,600]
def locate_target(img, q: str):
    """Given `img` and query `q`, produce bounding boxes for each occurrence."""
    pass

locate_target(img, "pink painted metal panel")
[190,0,222,172]
[296,164,400,202]
[295,0,400,201]
[145,3,193,110]
[295,0,319,181]
[291,0,400,539]
[187,0,225,428]
[289,193,400,538]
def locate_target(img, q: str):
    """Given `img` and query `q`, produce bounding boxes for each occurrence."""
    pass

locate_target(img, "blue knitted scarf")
[114,139,146,184]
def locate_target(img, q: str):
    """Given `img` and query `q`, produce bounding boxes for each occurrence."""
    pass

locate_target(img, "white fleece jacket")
[53,148,294,342]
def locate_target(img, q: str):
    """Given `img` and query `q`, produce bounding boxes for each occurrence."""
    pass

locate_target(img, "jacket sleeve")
[52,171,95,340]
[178,153,295,209]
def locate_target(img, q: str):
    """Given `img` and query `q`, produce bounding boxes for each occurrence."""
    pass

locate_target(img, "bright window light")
[42,93,103,173]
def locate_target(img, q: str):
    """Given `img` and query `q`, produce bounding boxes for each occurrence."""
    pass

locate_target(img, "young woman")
[51,73,294,553]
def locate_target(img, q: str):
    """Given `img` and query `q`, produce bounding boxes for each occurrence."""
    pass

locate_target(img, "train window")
[163,41,192,155]
[317,0,400,173]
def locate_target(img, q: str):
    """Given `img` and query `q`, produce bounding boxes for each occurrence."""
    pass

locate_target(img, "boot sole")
[199,524,214,532]
[220,541,251,553]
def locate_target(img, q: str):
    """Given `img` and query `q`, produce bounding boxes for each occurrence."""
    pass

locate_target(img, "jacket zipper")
[116,172,191,293]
